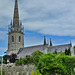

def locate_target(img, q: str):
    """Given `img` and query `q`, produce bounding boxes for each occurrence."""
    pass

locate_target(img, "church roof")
[48,43,72,53]
[49,43,72,48]
[17,43,72,59]
[17,44,46,59]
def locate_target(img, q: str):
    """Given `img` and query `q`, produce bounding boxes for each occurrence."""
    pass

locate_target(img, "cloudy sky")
[0,0,75,55]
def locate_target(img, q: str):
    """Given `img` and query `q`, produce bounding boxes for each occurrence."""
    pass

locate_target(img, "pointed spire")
[20,20,22,26]
[44,36,46,45]
[50,38,52,46]
[13,0,19,28]
[70,40,72,46]
[10,20,12,26]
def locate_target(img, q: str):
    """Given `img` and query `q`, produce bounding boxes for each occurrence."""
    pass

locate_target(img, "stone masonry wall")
[0,64,36,75]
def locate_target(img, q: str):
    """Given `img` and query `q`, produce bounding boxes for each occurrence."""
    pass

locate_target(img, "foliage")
[37,52,75,75]
[3,54,17,64]
[0,69,5,75]
[9,53,17,63]
[65,48,71,55]
[3,55,8,64]
[16,50,43,65]
[16,50,75,75]
[53,49,57,54]
[16,56,33,65]
[31,50,43,65]
[31,70,42,75]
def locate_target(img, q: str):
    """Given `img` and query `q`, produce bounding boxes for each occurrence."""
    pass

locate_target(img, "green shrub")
[31,70,42,75]
[0,69,5,75]
[37,52,75,75]
[31,50,43,65]
[16,50,43,65]
[16,56,33,65]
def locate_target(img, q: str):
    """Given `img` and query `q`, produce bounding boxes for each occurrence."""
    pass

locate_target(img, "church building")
[8,0,24,55]
[7,0,72,59]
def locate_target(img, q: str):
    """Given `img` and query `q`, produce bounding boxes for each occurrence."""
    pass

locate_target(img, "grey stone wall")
[8,32,24,55]
[0,64,36,75]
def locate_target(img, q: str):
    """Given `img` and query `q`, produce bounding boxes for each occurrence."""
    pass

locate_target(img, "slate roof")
[17,44,46,59]
[17,43,72,59]
[48,44,72,53]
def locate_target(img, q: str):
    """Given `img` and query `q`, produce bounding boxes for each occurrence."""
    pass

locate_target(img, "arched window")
[12,36,14,42]
[19,36,21,42]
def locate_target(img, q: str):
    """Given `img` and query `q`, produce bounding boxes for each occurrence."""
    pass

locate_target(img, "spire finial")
[20,20,22,26]
[50,38,52,46]
[10,20,12,26]
[13,0,19,28]
[44,36,46,45]
[70,40,72,45]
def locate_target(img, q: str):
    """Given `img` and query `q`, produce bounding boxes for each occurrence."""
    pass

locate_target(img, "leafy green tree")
[68,48,71,55]
[9,53,17,63]
[37,52,75,75]
[31,50,43,65]
[3,55,8,64]
[60,56,75,75]
[65,48,68,55]
[16,56,33,65]
[65,48,71,55]
[53,49,57,54]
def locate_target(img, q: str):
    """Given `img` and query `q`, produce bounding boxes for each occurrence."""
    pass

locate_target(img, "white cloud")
[20,0,75,36]
[0,0,75,36]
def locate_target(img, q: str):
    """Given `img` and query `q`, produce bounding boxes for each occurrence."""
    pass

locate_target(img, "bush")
[37,52,75,75]
[3,55,8,64]
[31,70,42,75]
[31,50,43,65]
[16,56,33,65]
[16,50,75,75]
[65,48,71,55]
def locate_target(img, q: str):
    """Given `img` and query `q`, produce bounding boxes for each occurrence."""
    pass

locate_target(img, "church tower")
[8,0,24,55]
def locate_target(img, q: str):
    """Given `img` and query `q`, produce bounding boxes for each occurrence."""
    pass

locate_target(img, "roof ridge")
[24,44,44,48]
[49,43,71,47]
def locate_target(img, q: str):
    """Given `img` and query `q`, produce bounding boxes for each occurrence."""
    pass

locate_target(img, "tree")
[65,48,68,55]
[31,50,43,65]
[16,56,33,65]
[53,49,57,54]
[3,55,10,64]
[37,52,75,75]
[68,48,71,55]
[9,53,17,63]
[3,55,7,64]
[65,48,71,55]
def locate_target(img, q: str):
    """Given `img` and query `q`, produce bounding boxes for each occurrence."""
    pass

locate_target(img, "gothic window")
[19,36,21,42]
[12,36,14,42]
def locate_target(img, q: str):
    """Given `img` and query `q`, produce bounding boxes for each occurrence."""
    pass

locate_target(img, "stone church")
[7,0,72,59]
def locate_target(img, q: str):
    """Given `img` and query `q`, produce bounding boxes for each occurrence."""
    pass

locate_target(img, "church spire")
[44,36,46,45]
[50,38,52,46]
[13,0,19,28]
[10,20,12,26]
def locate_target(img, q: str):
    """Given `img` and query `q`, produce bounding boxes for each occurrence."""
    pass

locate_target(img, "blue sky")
[0,0,75,55]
